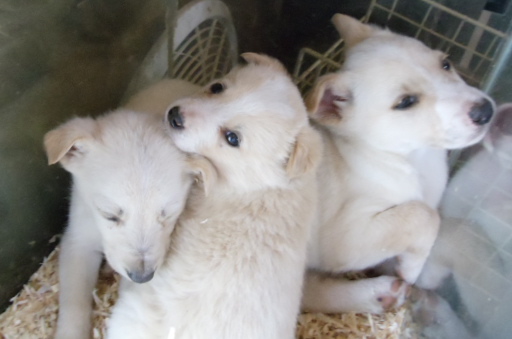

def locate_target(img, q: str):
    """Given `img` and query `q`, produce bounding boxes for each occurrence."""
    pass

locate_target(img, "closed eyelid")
[159,207,181,221]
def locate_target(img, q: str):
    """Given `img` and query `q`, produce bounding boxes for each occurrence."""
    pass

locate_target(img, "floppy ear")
[286,126,322,178]
[332,13,376,48]
[44,117,97,169]
[186,155,218,197]
[305,73,351,125]
[241,52,288,74]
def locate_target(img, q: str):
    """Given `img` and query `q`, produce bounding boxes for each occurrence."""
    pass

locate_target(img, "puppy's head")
[165,53,321,192]
[307,14,495,153]
[44,111,195,283]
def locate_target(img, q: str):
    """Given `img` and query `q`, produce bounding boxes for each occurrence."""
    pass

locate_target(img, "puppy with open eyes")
[45,79,200,339]
[302,14,495,314]
[106,53,322,339]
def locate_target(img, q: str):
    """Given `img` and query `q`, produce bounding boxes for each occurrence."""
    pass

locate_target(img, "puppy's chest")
[174,196,310,264]
[346,154,424,203]
[158,205,307,304]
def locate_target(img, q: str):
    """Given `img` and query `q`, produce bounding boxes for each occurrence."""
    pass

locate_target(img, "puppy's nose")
[126,269,155,284]
[167,106,185,129]
[469,99,494,125]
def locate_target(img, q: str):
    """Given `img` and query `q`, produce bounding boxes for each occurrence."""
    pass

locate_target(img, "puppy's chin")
[166,131,197,154]
[468,127,491,146]
[443,127,489,150]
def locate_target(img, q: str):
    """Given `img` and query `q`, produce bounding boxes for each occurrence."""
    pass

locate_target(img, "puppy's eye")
[159,210,178,226]
[210,82,225,94]
[104,214,121,223]
[441,59,451,71]
[224,130,240,147]
[98,209,123,224]
[394,95,419,110]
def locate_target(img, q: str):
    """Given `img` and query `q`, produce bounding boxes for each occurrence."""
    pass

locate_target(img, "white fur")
[107,54,323,339]
[303,14,495,314]
[46,79,199,339]
[124,79,200,116]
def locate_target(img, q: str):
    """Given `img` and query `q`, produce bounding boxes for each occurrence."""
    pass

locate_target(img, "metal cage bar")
[294,0,508,92]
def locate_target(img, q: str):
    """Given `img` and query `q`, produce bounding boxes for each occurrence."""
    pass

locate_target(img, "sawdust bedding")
[0,246,419,339]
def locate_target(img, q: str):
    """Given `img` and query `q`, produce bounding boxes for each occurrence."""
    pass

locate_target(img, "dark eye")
[442,59,451,71]
[105,214,120,223]
[99,209,122,224]
[394,95,419,110]
[210,82,225,94]
[224,130,240,147]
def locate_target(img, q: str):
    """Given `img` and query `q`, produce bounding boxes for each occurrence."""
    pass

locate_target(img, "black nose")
[469,99,494,125]
[126,269,155,284]
[167,106,184,129]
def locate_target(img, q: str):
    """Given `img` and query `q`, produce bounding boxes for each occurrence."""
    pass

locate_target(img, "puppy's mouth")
[167,105,185,130]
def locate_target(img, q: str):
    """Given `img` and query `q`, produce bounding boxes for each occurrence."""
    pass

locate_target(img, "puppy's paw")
[372,276,409,312]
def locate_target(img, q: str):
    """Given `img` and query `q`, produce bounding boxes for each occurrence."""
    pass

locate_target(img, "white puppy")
[302,14,495,313]
[106,53,322,339]
[45,79,199,339]
[124,79,200,116]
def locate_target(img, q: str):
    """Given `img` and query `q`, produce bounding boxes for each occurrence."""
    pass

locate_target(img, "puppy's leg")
[334,200,440,284]
[302,272,409,314]
[107,281,164,339]
[55,203,103,339]
[55,234,102,339]
[393,202,440,283]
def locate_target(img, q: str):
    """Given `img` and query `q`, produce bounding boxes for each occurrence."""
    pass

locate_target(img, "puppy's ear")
[186,155,218,197]
[44,117,97,169]
[286,126,322,178]
[332,14,376,48]
[305,73,351,125]
[241,53,288,74]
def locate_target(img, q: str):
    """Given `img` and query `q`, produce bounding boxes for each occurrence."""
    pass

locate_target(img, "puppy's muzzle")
[469,99,494,125]
[168,106,185,129]
[126,268,155,284]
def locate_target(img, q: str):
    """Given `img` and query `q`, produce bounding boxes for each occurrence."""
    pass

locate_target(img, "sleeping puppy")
[106,53,322,339]
[46,79,199,339]
[302,14,495,314]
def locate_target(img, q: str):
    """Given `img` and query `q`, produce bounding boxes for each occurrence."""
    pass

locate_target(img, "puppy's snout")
[469,99,494,125]
[168,106,185,129]
[126,268,155,284]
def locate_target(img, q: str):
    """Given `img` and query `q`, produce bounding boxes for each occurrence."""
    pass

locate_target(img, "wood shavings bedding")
[0,248,415,339]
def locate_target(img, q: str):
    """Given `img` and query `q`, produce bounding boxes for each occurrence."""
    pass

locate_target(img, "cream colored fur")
[303,14,495,314]
[107,53,322,339]
[46,79,199,339]
[124,79,200,116]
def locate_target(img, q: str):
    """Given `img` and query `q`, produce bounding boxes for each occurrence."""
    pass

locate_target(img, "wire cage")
[171,18,236,84]
[123,0,237,100]
[293,0,510,94]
